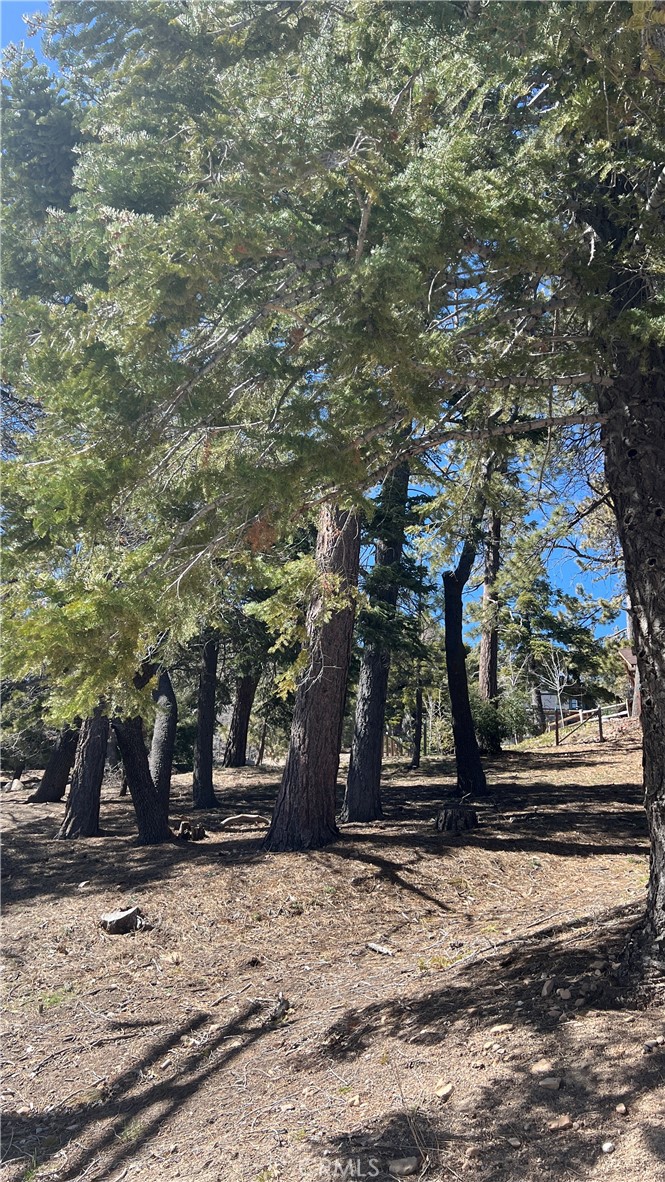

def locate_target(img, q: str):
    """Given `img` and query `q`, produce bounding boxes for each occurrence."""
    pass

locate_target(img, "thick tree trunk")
[58,714,108,838]
[342,462,410,822]
[264,505,361,850]
[113,715,171,844]
[599,349,665,941]
[193,637,219,808]
[444,540,487,797]
[410,683,423,771]
[148,670,177,811]
[479,510,501,702]
[223,673,259,767]
[29,726,79,803]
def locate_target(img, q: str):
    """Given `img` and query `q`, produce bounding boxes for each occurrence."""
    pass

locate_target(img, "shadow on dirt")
[305,904,664,1180]
[1,1001,269,1181]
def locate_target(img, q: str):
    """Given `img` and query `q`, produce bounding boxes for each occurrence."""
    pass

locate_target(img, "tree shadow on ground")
[302,905,664,1180]
[1,1000,270,1181]
[2,743,647,912]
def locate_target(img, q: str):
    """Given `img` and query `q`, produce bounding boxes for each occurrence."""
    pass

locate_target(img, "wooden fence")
[548,701,630,746]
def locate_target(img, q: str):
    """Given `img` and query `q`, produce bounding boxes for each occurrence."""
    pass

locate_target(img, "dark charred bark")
[479,510,501,703]
[599,346,665,941]
[29,726,79,803]
[193,638,219,808]
[148,670,177,811]
[223,673,259,767]
[444,539,487,797]
[342,462,410,822]
[264,505,361,850]
[113,715,171,844]
[58,714,108,838]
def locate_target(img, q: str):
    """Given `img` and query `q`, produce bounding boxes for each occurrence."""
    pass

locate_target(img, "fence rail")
[548,701,630,746]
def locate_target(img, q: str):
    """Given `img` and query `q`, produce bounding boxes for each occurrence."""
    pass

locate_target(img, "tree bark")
[444,539,487,797]
[479,510,501,702]
[193,637,219,808]
[148,669,177,811]
[29,726,79,803]
[223,673,259,767]
[599,346,665,941]
[58,714,108,838]
[113,715,171,844]
[410,682,423,770]
[264,505,361,850]
[342,462,410,822]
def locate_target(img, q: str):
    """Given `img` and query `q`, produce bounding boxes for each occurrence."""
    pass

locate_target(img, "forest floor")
[2,720,664,1182]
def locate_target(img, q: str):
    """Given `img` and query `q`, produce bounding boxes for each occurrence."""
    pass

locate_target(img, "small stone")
[591,959,607,969]
[615,1103,627,1115]
[539,1077,562,1090]
[602,1141,615,1154]
[574,998,584,1008]
[388,1157,420,1177]
[100,906,143,934]
[435,1080,454,1100]
[465,1146,482,1159]
[557,988,572,1000]
[644,1039,660,1051]
[541,978,556,997]
[507,1136,521,1148]
[548,1007,562,1018]
[490,1023,514,1034]
[548,1115,573,1131]
[530,1058,555,1076]
[471,1061,485,1069]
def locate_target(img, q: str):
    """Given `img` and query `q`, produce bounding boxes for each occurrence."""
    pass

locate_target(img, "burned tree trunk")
[264,505,361,851]
[444,539,487,797]
[193,637,219,809]
[148,670,177,811]
[223,673,259,768]
[58,714,108,838]
[479,510,501,703]
[113,715,171,844]
[342,462,410,822]
[600,346,665,942]
[29,726,79,803]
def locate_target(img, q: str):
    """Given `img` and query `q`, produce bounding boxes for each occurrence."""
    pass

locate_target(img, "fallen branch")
[219,813,270,828]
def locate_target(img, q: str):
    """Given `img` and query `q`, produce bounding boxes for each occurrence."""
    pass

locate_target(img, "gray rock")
[388,1157,420,1176]
[100,906,143,934]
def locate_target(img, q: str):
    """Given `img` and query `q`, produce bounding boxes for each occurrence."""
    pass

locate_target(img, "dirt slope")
[2,723,664,1182]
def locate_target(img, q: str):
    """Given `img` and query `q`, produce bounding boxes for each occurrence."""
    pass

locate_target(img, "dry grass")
[2,721,663,1182]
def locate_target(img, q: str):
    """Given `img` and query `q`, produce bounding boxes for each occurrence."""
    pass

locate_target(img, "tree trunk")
[530,684,547,734]
[193,637,219,808]
[409,682,423,770]
[29,726,79,803]
[113,715,171,844]
[599,347,665,941]
[479,510,501,702]
[106,728,121,770]
[57,714,108,838]
[148,670,177,811]
[342,462,410,822]
[264,505,361,851]
[223,673,259,768]
[257,712,268,766]
[444,539,487,797]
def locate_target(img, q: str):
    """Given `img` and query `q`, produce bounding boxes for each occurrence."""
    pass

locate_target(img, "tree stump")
[435,804,479,833]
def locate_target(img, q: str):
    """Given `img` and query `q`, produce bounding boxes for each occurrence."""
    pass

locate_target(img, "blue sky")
[1,1,49,52]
